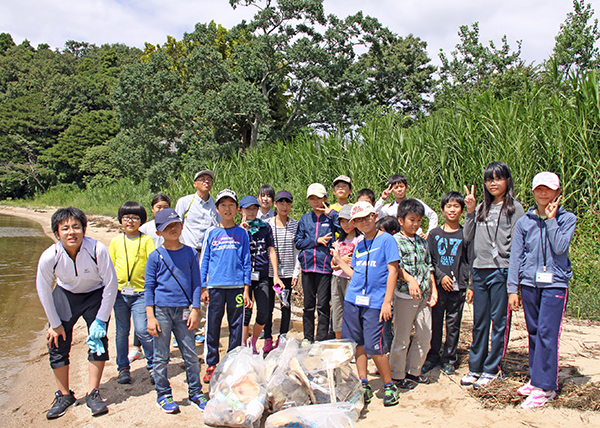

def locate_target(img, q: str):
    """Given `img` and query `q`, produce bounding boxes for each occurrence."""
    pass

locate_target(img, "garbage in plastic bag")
[266,338,363,414]
[204,346,267,428]
[265,402,359,428]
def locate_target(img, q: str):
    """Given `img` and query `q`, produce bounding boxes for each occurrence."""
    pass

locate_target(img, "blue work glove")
[88,319,107,340]
[86,336,105,356]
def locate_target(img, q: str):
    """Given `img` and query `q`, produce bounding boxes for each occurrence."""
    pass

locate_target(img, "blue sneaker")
[189,393,208,411]
[195,334,205,344]
[172,337,178,348]
[157,395,180,413]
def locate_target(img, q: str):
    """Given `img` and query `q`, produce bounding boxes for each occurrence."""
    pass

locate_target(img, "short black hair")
[51,207,87,234]
[388,174,408,187]
[356,188,376,205]
[376,216,400,235]
[441,191,465,210]
[397,198,424,220]
[118,201,148,224]
[151,193,171,208]
[258,184,275,200]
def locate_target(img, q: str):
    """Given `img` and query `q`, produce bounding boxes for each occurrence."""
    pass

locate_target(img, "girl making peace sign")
[461,162,525,389]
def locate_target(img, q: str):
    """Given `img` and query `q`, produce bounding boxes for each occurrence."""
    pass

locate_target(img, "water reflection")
[0,214,52,409]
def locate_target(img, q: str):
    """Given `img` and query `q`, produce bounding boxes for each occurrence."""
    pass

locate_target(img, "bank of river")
[0,214,52,409]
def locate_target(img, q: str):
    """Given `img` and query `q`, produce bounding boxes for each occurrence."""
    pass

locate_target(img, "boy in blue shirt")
[332,201,400,407]
[295,183,339,342]
[145,208,208,414]
[200,189,252,383]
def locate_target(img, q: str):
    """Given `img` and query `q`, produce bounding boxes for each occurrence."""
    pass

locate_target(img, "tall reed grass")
[6,72,600,317]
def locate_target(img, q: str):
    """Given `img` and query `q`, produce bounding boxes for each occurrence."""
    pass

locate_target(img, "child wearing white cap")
[507,172,576,409]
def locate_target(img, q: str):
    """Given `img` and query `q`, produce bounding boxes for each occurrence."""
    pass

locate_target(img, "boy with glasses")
[332,201,401,407]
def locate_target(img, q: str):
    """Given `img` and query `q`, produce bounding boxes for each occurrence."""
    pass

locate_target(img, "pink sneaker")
[521,388,556,409]
[263,338,273,353]
[250,336,259,355]
[517,381,535,396]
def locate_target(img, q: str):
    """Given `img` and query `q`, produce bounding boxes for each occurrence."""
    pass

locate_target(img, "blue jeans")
[114,291,154,370]
[153,306,202,398]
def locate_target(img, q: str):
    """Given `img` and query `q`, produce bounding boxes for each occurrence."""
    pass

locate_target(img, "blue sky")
[1,0,598,66]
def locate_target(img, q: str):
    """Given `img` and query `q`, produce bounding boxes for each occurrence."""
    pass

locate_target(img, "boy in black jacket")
[422,192,472,375]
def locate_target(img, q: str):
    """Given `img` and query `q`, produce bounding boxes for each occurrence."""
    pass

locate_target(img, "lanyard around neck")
[123,234,142,284]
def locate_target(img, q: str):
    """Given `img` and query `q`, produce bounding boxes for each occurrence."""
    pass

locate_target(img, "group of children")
[36,162,576,420]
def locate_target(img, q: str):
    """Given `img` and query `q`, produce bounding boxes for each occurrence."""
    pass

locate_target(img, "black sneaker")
[46,390,76,420]
[421,360,439,374]
[383,383,399,406]
[406,374,430,384]
[394,378,417,390]
[86,388,108,416]
[117,368,132,384]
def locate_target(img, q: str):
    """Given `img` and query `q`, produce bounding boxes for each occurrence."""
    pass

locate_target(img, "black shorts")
[48,286,109,369]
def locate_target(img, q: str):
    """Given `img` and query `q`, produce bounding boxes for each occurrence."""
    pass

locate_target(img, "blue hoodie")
[507,206,576,294]
[295,210,339,274]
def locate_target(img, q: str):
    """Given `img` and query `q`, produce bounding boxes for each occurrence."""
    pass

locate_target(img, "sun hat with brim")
[350,201,376,220]
[532,172,560,191]
[215,189,237,205]
[275,190,293,202]
[306,183,327,198]
[194,170,215,181]
[239,196,260,209]
[338,204,353,220]
[155,208,182,232]
[333,175,352,187]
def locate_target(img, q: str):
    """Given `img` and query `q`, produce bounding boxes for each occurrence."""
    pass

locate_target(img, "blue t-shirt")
[345,232,400,309]
[249,224,274,275]
[144,245,201,308]
[200,225,251,287]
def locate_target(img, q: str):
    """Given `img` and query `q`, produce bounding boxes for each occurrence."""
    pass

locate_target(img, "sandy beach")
[0,205,599,427]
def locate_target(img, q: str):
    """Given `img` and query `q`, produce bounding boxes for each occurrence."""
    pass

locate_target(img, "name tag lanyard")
[123,234,142,288]
[408,235,423,284]
[361,232,380,295]
[273,219,290,275]
[486,208,503,252]
[540,218,548,272]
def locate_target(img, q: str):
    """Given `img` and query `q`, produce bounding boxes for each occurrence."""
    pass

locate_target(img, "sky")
[1,0,599,66]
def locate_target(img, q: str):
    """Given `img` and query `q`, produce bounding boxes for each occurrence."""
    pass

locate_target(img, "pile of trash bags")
[203,337,363,428]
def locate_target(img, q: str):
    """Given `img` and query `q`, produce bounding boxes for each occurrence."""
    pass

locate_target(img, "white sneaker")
[460,371,482,386]
[517,381,535,396]
[521,388,556,409]
[473,372,498,390]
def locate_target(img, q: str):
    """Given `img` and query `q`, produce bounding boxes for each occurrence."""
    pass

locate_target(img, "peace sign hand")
[381,184,393,201]
[545,195,562,219]
[464,185,476,213]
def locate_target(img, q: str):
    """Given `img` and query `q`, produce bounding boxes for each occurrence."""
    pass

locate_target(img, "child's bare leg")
[371,354,393,384]
[252,323,264,339]
[53,365,70,394]
[356,346,368,379]
[88,361,105,393]
[335,331,342,339]
[242,326,250,344]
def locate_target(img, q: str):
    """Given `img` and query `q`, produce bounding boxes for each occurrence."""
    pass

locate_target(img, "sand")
[1,205,599,428]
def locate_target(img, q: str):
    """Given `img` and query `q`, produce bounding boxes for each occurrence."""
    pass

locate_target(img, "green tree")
[550,0,600,78]
[42,110,119,184]
[435,22,533,108]
[0,33,15,54]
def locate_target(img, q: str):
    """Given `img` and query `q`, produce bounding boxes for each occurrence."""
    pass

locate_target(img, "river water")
[0,214,53,409]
